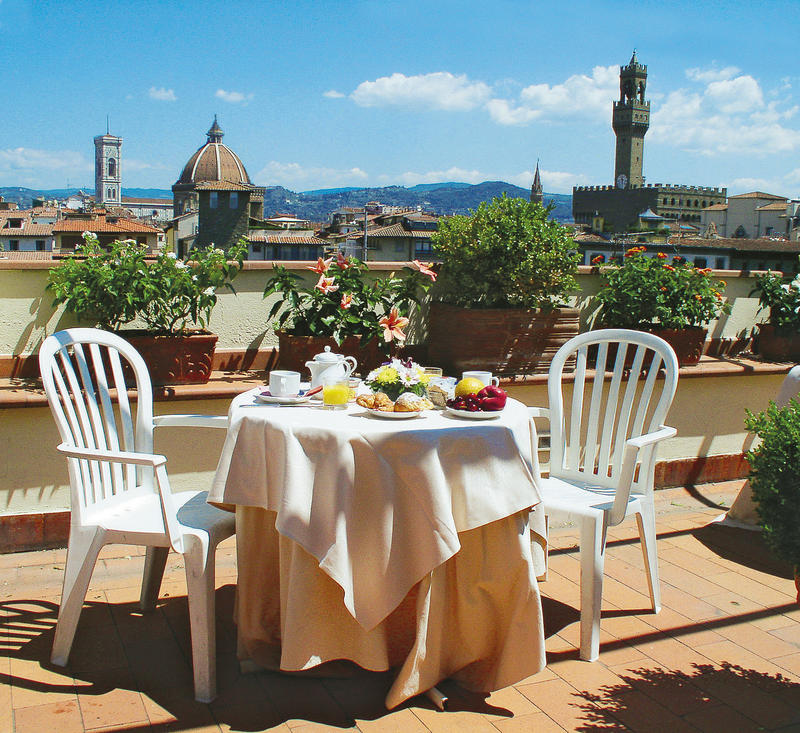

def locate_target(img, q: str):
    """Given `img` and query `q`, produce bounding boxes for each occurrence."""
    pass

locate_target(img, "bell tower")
[94,128,122,207]
[612,50,649,189]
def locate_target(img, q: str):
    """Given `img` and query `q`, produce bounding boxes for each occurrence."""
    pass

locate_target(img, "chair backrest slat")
[39,328,162,528]
[547,329,679,489]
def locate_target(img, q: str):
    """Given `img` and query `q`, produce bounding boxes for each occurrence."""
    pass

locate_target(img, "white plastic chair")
[530,329,679,661]
[38,328,234,702]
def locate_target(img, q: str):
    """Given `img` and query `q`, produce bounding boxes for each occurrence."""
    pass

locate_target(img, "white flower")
[82,231,94,239]
[781,283,791,292]
[175,260,187,269]
[192,274,198,281]
[203,287,215,296]
[167,252,177,259]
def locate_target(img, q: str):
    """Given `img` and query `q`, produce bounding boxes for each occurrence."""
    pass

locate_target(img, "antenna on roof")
[106,115,110,134]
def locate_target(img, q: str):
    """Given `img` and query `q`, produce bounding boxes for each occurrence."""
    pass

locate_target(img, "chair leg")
[183,535,217,703]
[51,527,105,667]
[140,546,169,612]
[636,503,661,613]
[579,515,606,662]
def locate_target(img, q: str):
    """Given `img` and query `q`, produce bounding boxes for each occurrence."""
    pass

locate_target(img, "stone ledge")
[2,354,794,409]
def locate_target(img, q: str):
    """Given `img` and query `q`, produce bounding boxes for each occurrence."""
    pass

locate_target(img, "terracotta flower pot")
[276,332,384,379]
[427,303,580,376]
[649,326,707,367]
[756,324,800,363]
[121,330,218,386]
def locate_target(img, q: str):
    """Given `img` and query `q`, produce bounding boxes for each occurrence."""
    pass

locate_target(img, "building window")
[230,192,238,209]
[9,240,19,251]
[693,257,707,268]
[36,240,45,251]
[209,192,218,208]
[394,242,405,252]
[715,257,726,269]
[108,158,116,177]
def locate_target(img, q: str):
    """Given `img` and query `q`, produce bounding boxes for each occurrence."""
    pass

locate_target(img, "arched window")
[671,198,676,205]
[107,188,114,199]
[108,158,116,177]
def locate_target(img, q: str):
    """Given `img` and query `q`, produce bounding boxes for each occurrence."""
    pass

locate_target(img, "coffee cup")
[462,370,500,388]
[269,370,301,398]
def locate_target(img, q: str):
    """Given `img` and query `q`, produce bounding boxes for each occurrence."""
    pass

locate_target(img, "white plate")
[256,392,311,405]
[365,408,424,419]
[445,406,503,420]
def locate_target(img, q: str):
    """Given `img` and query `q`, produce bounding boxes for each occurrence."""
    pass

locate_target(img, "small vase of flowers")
[364,358,430,402]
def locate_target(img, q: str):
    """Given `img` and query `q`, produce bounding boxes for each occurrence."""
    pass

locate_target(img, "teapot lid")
[311,345,341,363]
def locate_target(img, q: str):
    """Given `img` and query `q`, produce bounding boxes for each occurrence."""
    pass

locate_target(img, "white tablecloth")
[209,389,547,706]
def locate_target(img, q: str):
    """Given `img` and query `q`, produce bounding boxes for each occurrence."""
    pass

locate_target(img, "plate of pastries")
[356,391,434,418]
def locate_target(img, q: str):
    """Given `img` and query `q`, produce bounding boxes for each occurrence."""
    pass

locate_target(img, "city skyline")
[2,0,799,197]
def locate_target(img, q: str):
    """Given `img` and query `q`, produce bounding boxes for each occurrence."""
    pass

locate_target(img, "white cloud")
[686,66,740,83]
[650,71,800,155]
[149,86,177,102]
[0,147,92,187]
[124,158,170,173]
[323,89,345,99]
[255,161,369,189]
[215,89,254,104]
[351,72,491,111]
[382,167,484,186]
[507,169,590,194]
[729,176,787,195]
[785,168,800,186]
[487,65,619,126]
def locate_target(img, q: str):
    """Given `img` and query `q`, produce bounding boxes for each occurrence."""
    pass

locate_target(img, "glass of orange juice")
[322,379,350,409]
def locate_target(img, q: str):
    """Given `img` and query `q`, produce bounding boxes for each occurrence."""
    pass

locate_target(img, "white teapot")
[305,346,357,389]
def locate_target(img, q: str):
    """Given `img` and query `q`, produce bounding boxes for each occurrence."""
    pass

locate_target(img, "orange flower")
[695,294,702,300]
[656,252,667,259]
[412,259,437,281]
[307,257,333,274]
[663,264,675,271]
[314,274,339,294]
[339,293,353,309]
[336,252,353,269]
[378,306,409,342]
[591,255,605,265]
[660,286,668,292]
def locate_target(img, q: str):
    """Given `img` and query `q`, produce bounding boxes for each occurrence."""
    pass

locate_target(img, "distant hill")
[0,182,573,223]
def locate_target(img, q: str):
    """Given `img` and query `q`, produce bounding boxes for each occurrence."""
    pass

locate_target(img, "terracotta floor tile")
[13,699,84,733]
[682,701,771,732]
[707,569,796,606]
[771,623,800,646]
[77,673,149,730]
[354,707,429,732]
[9,656,77,710]
[591,687,699,733]
[491,711,568,732]
[516,676,600,731]
[409,705,498,732]
[713,620,800,660]
[692,639,800,682]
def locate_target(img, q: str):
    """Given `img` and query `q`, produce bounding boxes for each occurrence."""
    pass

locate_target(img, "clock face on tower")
[616,174,628,189]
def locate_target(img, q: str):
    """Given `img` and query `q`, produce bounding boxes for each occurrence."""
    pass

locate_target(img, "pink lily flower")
[340,293,353,309]
[307,257,333,274]
[379,306,409,343]
[315,274,339,294]
[337,252,352,269]
[412,260,437,281]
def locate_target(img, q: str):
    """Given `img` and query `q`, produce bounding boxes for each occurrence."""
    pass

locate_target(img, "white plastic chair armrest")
[527,406,550,420]
[57,443,183,552]
[153,414,229,429]
[57,443,167,467]
[610,425,677,525]
[625,425,677,450]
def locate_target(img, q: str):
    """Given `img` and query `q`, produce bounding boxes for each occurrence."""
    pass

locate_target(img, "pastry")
[356,392,395,411]
[394,392,433,412]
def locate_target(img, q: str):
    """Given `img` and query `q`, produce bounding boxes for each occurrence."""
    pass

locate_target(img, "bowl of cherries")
[445,384,508,419]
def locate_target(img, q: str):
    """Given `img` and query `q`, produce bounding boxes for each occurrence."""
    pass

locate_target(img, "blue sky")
[2,0,799,197]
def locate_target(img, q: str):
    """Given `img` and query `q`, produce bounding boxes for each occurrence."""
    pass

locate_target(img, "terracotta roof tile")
[122,197,173,205]
[356,223,432,238]
[193,180,253,191]
[53,216,161,234]
[248,233,328,245]
[0,223,53,236]
[728,191,786,200]
[704,203,728,211]
[674,236,798,253]
[756,202,787,211]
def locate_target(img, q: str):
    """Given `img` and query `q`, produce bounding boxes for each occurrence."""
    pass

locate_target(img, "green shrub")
[745,398,800,568]
[430,194,579,310]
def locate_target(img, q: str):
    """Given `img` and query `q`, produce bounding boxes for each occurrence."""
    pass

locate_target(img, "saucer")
[365,408,424,419]
[444,406,502,420]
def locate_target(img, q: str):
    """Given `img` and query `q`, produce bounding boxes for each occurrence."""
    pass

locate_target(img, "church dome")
[175,116,252,186]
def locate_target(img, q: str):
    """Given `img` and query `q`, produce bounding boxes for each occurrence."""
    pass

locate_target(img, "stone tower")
[94,131,122,207]
[612,50,649,189]
[530,160,543,205]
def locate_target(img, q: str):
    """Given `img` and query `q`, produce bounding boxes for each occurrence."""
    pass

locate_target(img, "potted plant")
[46,232,246,384]
[751,265,800,362]
[592,247,730,366]
[428,194,581,375]
[745,398,800,601]
[263,253,435,375]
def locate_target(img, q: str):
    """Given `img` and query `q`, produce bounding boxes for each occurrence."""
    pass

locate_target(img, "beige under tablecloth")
[210,391,546,630]
[236,506,546,709]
